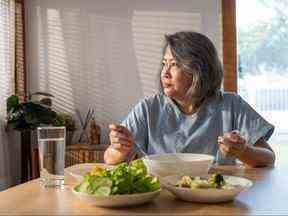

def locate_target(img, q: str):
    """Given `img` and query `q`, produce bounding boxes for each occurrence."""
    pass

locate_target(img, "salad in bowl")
[72,160,161,207]
[163,173,252,203]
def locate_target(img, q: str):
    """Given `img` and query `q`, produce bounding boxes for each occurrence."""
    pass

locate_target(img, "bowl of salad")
[163,173,252,203]
[72,160,161,207]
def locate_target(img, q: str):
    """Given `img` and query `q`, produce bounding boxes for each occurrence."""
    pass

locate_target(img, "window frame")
[222,0,237,92]
[15,0,26,95]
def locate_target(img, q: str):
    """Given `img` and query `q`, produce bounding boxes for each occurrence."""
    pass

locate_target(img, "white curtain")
[0,0,15,191]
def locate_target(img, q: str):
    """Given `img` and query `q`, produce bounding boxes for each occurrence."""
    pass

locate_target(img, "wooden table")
[0,150,288,215]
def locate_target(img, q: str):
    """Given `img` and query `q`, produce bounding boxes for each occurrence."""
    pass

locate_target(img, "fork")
[127,151,138,166]
[135,143,149,158]
[127,143,147,165]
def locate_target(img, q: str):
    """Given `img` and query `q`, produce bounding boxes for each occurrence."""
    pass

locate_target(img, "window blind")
[0,0,15,115]
[26,0,221,143]
[0,0,15,191]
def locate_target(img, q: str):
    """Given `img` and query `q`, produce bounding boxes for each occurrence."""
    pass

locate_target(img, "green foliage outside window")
[237,0,288,76]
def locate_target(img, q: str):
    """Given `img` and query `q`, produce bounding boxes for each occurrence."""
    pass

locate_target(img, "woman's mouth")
[163,83,172,88]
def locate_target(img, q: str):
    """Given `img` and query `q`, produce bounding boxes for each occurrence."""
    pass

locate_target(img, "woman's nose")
[161,64,171,77]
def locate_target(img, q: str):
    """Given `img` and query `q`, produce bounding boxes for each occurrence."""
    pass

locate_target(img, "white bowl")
[142,153,214,177]
[163,174,252,203]
[72,188,161,207]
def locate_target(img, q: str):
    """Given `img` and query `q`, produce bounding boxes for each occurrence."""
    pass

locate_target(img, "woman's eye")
[171,62,178,67]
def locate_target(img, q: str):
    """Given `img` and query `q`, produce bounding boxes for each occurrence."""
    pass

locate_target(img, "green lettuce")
[74,159,160,196]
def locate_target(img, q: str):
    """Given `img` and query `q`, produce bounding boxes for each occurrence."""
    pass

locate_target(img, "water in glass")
[38,127,66,188]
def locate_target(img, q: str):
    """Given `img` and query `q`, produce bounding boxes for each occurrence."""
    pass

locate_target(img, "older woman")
[104,31,275,167]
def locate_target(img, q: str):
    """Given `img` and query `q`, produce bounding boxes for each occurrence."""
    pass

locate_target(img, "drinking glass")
[37,126,66,188]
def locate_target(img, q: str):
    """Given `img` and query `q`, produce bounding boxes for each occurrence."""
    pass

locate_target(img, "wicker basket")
[65,144,108,167]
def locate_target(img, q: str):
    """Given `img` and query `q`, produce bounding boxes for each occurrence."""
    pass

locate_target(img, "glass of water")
[37,126,66,188]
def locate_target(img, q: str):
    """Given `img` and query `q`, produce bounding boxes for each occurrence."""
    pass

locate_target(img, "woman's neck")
[174,98,198,115]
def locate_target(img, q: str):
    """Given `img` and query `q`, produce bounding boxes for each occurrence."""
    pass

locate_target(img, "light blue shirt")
[122,91,274,164]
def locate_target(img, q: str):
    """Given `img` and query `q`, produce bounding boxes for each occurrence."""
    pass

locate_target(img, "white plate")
[66,163,109,181]
[163,175,252,203]
[72,188,161,207]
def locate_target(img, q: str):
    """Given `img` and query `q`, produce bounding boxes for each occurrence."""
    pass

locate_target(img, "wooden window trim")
[222,0,237,92]
[15,0,27,95]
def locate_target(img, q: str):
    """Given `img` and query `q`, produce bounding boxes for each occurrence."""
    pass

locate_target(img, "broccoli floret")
[209,173,225,188]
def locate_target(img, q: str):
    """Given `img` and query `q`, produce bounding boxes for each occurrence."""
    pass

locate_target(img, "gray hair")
[159,31,223,106]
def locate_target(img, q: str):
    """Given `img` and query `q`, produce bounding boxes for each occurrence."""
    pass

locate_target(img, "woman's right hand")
[104,124,134,164]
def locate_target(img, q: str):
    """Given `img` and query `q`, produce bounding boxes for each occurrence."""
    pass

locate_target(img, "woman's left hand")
[218,130,248,157]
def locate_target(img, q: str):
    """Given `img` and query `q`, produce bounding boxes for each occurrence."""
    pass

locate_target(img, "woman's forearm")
[237,145,275,167]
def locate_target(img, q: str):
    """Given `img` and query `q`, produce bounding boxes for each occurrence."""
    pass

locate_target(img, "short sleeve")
[121,100,148,152]
[233,95,274,145]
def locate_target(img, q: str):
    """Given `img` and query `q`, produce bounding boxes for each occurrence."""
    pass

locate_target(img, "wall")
[25,0,221,143]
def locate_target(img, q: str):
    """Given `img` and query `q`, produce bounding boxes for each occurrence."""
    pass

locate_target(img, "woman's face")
[161,46,193,101]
